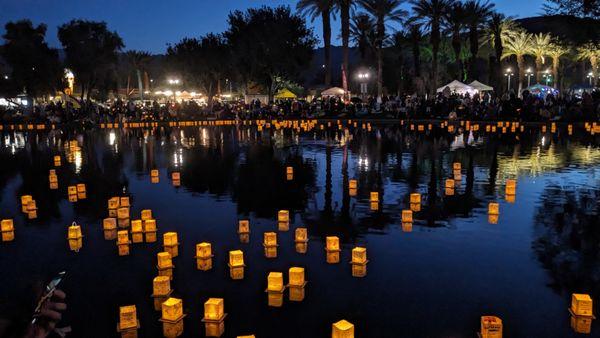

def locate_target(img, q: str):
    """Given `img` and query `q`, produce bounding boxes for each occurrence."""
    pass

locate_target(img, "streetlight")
[587,72,594,86]
[168,78,180,85]
[525,68,534,87]
[504,68,514,92]
[357,71,369,98]
[542,69,552,86]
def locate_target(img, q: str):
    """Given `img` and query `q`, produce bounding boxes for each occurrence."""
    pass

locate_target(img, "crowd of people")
[0,89,599,125]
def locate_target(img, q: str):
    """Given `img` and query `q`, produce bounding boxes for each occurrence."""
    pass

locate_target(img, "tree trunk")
[341,1,350,95]
[322,10,332,87]
[469,25,479,80]
[552,59,559,89]
[376,17,385,98]
[517,54,525,95]
[535,56,543,83]
[452,33,462,80]
[136,69,144,101]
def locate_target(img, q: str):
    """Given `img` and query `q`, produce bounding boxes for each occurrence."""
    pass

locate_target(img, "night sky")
[1,0,545,54]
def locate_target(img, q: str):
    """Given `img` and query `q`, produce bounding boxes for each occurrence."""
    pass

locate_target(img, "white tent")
[436,80,477,95]
[469,80,494,92]
[321,87,345,97]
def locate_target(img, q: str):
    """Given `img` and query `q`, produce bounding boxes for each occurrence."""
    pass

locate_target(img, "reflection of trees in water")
[533,185,600,299]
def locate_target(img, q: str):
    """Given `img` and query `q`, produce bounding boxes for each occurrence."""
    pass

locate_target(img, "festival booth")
[321,87,345,97]
[274,88,297,100]
[524,84,559,98]
[469,80,494,92]
[436,80,478,96]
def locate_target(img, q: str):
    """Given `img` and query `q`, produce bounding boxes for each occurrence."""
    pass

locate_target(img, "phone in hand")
[31,271,66,324]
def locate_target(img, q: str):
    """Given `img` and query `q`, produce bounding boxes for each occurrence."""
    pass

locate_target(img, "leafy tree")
[530,33,553,83]
[1,20,61,102]
[58,20,124,103]
[167,34,230,110]
[225,6,317,102]
[481,13,518,89]
[358,0,407,97]
[464,0,494,80]
[124,50,152,101]
[547,40,570,89]
[350,13,376,63]
[297,0,335,86]
[501,30,532,93]
[576,41,600,85]
[543,0,600,19]
[443,2,468,80]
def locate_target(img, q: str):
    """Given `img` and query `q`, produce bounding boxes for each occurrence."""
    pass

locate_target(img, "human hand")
[26,290,67,338]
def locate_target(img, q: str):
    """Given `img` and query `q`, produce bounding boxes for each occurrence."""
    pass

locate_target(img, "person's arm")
[24,290,67,338]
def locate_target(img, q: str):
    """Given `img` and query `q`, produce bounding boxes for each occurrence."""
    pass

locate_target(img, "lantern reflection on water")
[130,220,143,243]
[1,219,14,242]
[238,220,250,234]
[163,232,179,257]
[202,298,226,337]
[195,242,213,271]
[505,179,516,196]
[228,250,245,279]
[118,305,138,332]
[143,219,157,242]
[117,230,131,256]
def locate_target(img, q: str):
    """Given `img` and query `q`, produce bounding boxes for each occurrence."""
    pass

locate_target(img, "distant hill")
[517,15,600,44]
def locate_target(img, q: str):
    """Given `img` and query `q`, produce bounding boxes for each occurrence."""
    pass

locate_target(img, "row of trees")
[300,0,600,96]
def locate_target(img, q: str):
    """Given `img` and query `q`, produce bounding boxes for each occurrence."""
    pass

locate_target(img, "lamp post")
[357,71,369,99]
[587,72,594,86]
[525,68,534,88]
[542,70,552,86]
[504,68,514,92]
[167,78,181,102]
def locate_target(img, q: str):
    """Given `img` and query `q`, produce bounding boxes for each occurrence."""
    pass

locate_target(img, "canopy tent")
[524,84,559,98]
[274,88,297,99]
[436,80,477,95]
[321,87,345,97]
[469,80,493,92]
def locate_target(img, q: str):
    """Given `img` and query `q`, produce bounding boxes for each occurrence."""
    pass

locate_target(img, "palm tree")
[577,42,600,85]
[410,0,450,94]
[464,0,494,80]
[407,23,423,79]
[530,32,552,83]
[350,13,376,63]
[501,30,532,94]
[358,0,407,98]
[335,0,356,94]
[481,13,518,89]
[443,2,467,80]
[298,0,335,86]
[547,41,570,89]
[125,50,151,101]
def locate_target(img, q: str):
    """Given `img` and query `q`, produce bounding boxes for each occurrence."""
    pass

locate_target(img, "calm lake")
[1,122,599,337]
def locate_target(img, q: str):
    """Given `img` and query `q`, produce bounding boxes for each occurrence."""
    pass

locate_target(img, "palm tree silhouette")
[297,0,335,86]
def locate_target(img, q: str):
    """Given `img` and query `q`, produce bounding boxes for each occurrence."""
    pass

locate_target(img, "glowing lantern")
[120,197,130,207]
[117,207,130,220]
[445,179,455,189]
[151,169,159,177]
[351,247,367,265]
[1,219,15,242]
[141,209,152,220]
[571,294,593,317]
[118,305,138,331]
[278,210,289,223]
[488,203,499,215]
[402,210,413,223]
[68,223,83,252]
[196,242,213,259]
[49,173,58,183]
[332,320,354,338]
[108,197,120,210]
[505,179,516,196]
[263,232,277,247]
[370,192,379,202]
[238,220,250,234]
[326,236,340,251]
[117,230,130,256]
[161,297,184,322]
[152,276,171,298]
[410,203,421,212]
[288,267,306,287]
[76,184,86,199]
[570,314,592,334]
[131,220,143,243]
[171,172,180,181]
[267,272,285,292]
[410,193,421,204]
[295,228,308,243]
[286,166,293,175]
[54,156,61,166]
[480,316,502,338]
[453,169,461,182]
[229,250,244,267]
[453,162,461,171]
[203,298,225,321]
[349,179,357,189]
[157,252,173,269]
[67,186,77,196]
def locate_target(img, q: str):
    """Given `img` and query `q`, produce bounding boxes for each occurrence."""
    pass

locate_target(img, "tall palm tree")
[410,0,450,94]
[350,13,376,63]
[577,42,600,84]
[501,30,532,94]
[530,32,552,83]
[125,50,151,101]
[464,0,494,80]
[407,23,423,79]
[358,0,407,98]
[443,2,467,80]
[547,41,570,89]
[335,0,356,94]
[298,0,335,86]
[481,13,517,89]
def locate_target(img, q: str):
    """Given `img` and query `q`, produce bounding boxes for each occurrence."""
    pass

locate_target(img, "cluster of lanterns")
[20,195,37,219]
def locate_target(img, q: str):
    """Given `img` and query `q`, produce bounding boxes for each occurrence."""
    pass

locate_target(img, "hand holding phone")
[26,271,68,338]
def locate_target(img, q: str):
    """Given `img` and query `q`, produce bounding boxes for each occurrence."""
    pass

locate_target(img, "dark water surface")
[1,124,599,337]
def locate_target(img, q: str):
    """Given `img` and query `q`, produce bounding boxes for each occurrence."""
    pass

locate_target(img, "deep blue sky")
[1,0,545,54]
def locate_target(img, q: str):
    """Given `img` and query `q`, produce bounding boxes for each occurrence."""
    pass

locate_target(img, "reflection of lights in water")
[74,148,82,173]
[4,133,26,154]
[200,128,209,146]
[358,156,369,170]
[173,148,184,167]
[109,131,116,146]
[541,136,546,146]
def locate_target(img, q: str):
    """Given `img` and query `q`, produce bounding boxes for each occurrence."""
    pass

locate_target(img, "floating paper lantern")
[570,314,592,334]
[351,247,367,265]
[54,156,61,166]
[68,223,82,239]
[295,228,308,243]
[229,250,244,267]
[117,207,130,220]
[410,193,421,204]
[21,195,32,212]
[237,335,255,338]
[1,219,15,242]
[571,294,593,317]
[141,209,152,220]
[370,192,379,202]
[453,162,461,171]
[163,232,179,257]
[196,243,213,259]
[505,179,516,196]
[120,197,130,207]
[263,232,277,247]
[118,305,138,331]
[108,197,120,210]
[288,267,305,287]
[480,316,502,338]
[286,166,293,175]
[349,179,357,189]
[171,172,180,181]
[488,203,499,215]
[161,298,184,322]
[157,252,173,269]
[67,186,77,196]
[131,220,143,243]
[267,272,284,292]
[152,276,171,297]
[203,298,225,321]
[332,320,354,338]
[151,169,159,177]
[278,210,289,223]
[326,236,340,251]
[402,210,413,223]
[445,179,455,189]
[76,183,86,193]
[238,220,250,234]
[117,230,130,256]
[49,173,58,183]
